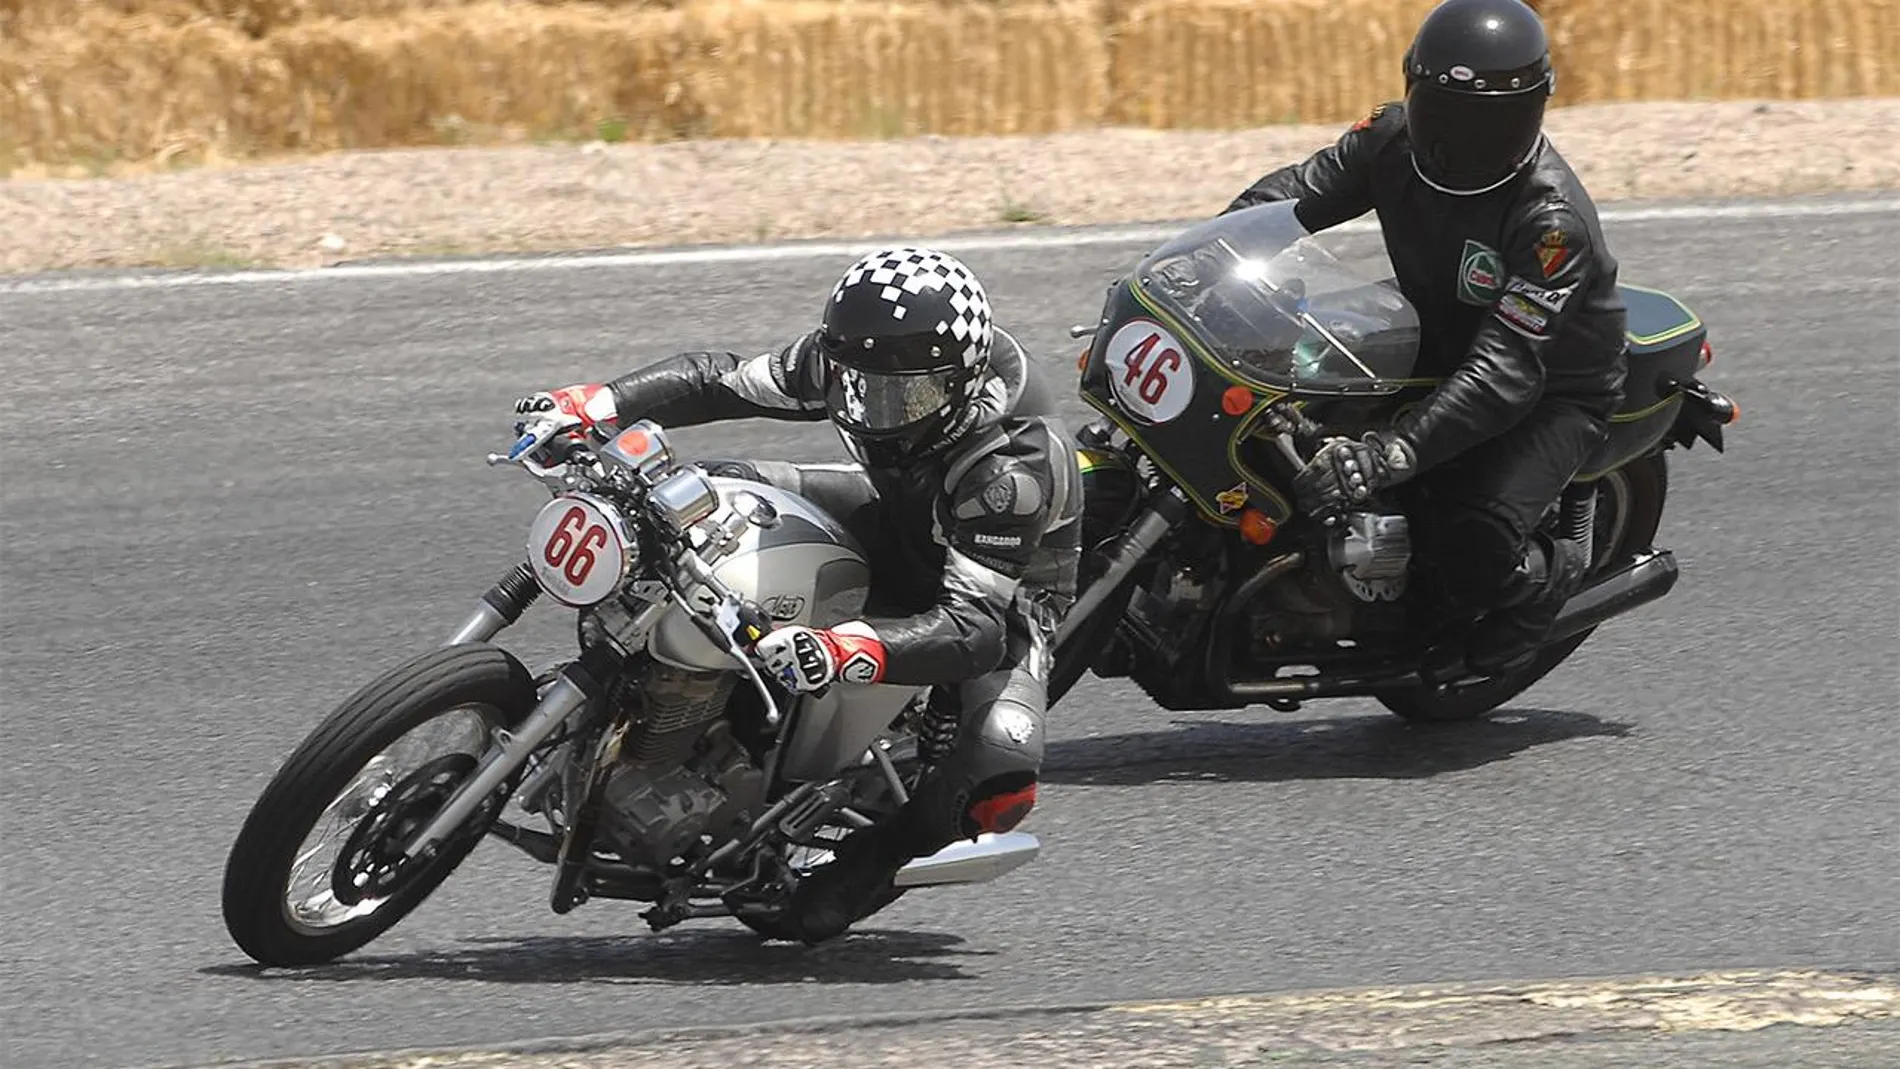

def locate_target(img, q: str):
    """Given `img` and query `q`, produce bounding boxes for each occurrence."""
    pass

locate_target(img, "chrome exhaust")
[893,831,1041,889]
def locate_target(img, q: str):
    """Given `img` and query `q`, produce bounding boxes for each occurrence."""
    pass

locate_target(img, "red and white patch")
[1106,319,1196,424]
[526,493,630,606]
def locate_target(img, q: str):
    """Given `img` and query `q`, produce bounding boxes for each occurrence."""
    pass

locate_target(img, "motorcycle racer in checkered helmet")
[511,246,1083,943]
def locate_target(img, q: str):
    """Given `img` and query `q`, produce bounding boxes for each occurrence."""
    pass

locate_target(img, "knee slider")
[962,771,1038,837]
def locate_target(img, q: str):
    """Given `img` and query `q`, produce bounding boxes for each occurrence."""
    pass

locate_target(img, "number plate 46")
[1106,318,1196,424]
[527,493,634,607]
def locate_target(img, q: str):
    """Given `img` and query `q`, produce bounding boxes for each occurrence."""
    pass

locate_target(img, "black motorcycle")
[1049,201,1738,721]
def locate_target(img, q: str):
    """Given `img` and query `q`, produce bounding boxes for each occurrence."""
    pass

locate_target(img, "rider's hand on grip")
[754,623,888,694]
[511,383,617,437]
[1293,430,1418,520]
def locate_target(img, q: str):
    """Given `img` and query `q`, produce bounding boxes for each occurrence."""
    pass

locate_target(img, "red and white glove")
[755,622,887,693]
[512,383,618,437]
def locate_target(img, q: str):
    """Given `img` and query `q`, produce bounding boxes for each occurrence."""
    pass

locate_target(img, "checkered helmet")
[817,246,995,464]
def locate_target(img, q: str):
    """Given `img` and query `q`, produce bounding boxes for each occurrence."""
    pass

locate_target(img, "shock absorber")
[917,688,962,765]
[1558,483,1596,565]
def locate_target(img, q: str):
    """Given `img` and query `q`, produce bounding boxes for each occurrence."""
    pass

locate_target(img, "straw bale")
[0,14,298,169]
[678,0,1108,139]
[1538,0,1900,103]
[265,5,693,149]
[1106,0,1439,128]
[0,0,677,42]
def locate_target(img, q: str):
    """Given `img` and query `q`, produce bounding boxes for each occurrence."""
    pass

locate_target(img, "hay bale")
[265,5,694,149]
[0,0,681,42]
[1539,0,1900,103]
[0,14,297,170]
[1106,0,1439,129]
[679,1,1109,139]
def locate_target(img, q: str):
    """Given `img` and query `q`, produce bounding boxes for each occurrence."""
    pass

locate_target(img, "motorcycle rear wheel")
[1378,452,1668,723]
[221,643,538,966]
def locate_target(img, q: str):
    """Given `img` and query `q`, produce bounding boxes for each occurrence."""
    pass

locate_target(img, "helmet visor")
[826,362,959,434]
[1405,84,1546,193]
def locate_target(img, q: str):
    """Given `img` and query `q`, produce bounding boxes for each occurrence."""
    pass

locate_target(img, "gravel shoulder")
[197,969,1900,1069]
[4,99,1899,275]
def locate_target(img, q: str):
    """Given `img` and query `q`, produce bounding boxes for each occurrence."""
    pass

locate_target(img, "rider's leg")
[785,620,1048,944]
[1411,401,1607,678]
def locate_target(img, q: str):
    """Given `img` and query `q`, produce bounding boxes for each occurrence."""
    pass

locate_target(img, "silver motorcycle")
[221,415,1039,966]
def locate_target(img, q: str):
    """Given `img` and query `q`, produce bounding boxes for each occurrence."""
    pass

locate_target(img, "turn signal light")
[1239,509,1278,545]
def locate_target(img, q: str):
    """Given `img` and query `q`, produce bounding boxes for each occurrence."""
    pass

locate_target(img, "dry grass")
[2,0,1895,172]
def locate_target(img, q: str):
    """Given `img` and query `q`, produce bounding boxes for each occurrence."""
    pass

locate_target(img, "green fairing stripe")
[1079,390,1239,526]
[1122,284,1296,523]
[1610,392,1685,424]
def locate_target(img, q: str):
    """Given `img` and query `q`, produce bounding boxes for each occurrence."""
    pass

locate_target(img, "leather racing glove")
[1293,429,1418,518]
[755,622,888,693]
[512,383,618,437]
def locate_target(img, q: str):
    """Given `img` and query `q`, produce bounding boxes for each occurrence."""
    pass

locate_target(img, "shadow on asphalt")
[1040,708,1631,787]
[200,928,986,985]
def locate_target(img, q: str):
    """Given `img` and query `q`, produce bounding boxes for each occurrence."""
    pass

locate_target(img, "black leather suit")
[1226,101,1629,617]
[604,327,1083,852]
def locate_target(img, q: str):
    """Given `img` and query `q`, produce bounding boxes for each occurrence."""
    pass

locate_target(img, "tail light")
[1698,339,1714,370]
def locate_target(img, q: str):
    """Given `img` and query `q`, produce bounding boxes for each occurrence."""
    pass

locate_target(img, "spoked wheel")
[221,644,538,966]
[732,738,919,942]
[1378,454,1668,723]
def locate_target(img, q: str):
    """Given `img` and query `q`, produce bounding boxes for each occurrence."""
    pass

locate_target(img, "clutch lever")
[1259,399,1329,467]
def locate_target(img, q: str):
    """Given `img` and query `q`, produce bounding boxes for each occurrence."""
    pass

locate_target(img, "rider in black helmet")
[512,247,1082,943]
[1224,0,1628,679]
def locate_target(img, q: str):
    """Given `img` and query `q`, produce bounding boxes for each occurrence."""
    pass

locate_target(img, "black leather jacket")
[601,328,1083,686]
[1225,101,1628,473]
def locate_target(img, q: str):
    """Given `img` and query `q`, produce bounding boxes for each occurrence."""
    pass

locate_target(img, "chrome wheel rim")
[280,705,494,935]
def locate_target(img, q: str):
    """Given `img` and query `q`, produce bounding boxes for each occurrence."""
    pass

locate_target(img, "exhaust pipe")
[1544,549,1679,645]
[893,831,1041,889]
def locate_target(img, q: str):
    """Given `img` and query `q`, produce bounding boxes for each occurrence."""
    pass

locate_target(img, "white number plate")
[1106,318,1196,424]
[526,493,631,607]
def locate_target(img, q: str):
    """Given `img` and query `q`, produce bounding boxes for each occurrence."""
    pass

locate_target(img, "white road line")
[4,196,1897,297]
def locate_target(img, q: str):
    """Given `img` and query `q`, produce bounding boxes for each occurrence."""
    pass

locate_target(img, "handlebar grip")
[732,600,775,646]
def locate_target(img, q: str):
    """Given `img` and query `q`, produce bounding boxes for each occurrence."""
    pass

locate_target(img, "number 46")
[1121,332,1181,407]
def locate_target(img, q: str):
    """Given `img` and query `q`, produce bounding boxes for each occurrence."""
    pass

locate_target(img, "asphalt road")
[2,194,1897,1069]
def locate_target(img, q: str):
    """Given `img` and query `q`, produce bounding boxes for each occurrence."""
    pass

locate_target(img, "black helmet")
[816,246,995,466]
[1402,0,1554,195]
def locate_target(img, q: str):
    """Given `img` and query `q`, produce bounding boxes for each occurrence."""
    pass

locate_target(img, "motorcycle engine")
[598,664,765,868]
[1244,510,1413,651]
[1326,511,1411,603]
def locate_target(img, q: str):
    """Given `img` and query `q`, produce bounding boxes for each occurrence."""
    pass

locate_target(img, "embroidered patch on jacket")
[1457,240,1507,306]
[1496,293,1552,338]
[1505,275,1576,314]
[1350,103,1389,133]
[1536,228,1572,278]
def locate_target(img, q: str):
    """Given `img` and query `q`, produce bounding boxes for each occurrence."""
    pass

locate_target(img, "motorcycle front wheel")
[221,643,539,966]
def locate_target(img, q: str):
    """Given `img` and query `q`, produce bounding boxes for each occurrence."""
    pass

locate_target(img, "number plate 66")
[526,493,634,607]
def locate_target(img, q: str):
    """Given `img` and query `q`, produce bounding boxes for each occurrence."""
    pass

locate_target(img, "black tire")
[221,643,538,966]
[1378,453,1668,723]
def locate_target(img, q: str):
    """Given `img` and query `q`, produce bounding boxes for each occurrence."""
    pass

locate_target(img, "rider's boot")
[783,816,913,945]
[1463,532,1588,678]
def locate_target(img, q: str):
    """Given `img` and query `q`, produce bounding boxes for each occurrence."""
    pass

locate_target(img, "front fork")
[395,563,636,865]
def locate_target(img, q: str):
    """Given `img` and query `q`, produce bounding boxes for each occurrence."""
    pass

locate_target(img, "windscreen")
[1133,203,1421,395]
